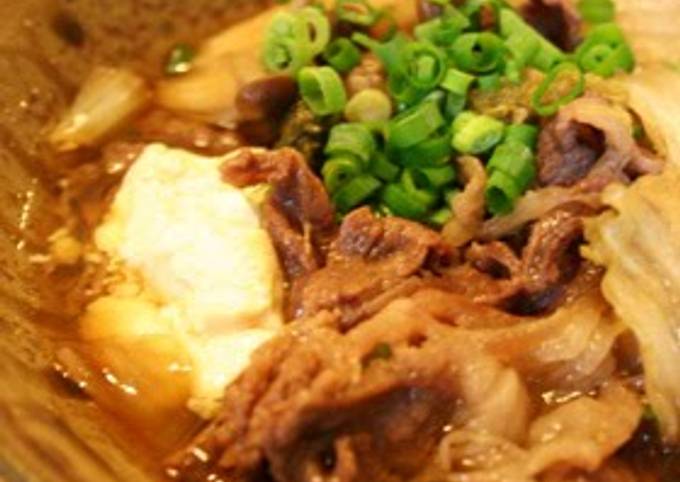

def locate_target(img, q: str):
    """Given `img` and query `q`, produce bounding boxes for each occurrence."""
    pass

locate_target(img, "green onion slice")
[336,0,379,27]
[298,7,331,55]
[486,169,521,216]
[165,43,195,76]
[396,133,452,168]
[577,0,615,23]
[531,61,585,117]
[298,66,348,116]
[333,174,382,213]
[487,141,536,192]
[322,157,363,194]
[451,111,505,154]
[400,169,439,209]
[370,152,401,182]
[505,123,539,149]
[386,101,445,150]
[325,123,376,164]
[403,42,448,91]
[450,32,505,74]
[417,164,457,189]
[427,207,453,227]
[575,23,634,78]
[345,89,393,123]
[324,38,361,73]
[381,183,430,220]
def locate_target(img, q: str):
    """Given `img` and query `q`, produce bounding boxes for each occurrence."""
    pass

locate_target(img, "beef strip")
[446,205,590,314]
[521,0,582,51]
[165,298,511,482]
[221,147,336,281]
[537,97,664,190]
[538,121,605,187]
[289,207,452,328]
[133,109,243,156]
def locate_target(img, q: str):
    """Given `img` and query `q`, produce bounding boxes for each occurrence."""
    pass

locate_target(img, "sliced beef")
[165,298,522,482]
[538,120,605,187]
[221,148,336,281]
[537,97,663,190]
[133,109,243,156]
[289,207,452,328]
[521,0,582,51]
[447,205,591,314]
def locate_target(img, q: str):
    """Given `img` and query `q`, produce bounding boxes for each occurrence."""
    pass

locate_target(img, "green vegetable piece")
[324,38,362,73]
[531,61,585,116]
[325,123,376,164]
[451,111,505,154]
[333,174,382,213]
[322,157,364,194]
[450,32,506,74]
[386,101,445,150]
[165,43,195,76]
[298,66,348,115]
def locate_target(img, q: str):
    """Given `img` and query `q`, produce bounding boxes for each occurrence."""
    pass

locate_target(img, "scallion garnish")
[325,123,376,165]
[575,23,634,78]
[298,66,348,115]
[451,111,505,154]
[336,0,379,27]
[165,43,195,76]
[322,157,364,194]
[531,61,585,116]
[386,101,445,150]
[451,32,506,74]
[333,174,382,213]
[324,38,362,73]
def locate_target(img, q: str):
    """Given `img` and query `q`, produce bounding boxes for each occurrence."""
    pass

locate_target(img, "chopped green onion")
[450,32,505,74]
[298,7,331,55]
[388,71,426,107]
[345,89,393,123]
[401,169,439,209]
[451,111,505,154]
[499,9,565,72]
[263,8,330,74]
[531,61,585,116]
[417,164,457,189]
[336,0,379,27]
[577,0,615,23]
[441,68,476,95]
[165,43,195,75]
[370,152,401,182]
[414,6,470,46]
[396,133,452,168]
[427,207,453,227]
[485,169,521,216]
[504,31,540,67]
[322,157,363,193]
[352,33,408,77]
[478,73,501,91]
[381,184,430,220]
[403,42,448,91]
[575,23,634,78]
[325,123,376,164]
[333,174,382,213]
[298,66,348,116]
[386,101,445,150]
[324,38,361,73]
[445,92,467,118]
[505,123,539,149]
[486,141,536,191]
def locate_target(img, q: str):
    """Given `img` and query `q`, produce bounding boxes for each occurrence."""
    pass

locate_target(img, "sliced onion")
[49,67,149,151]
